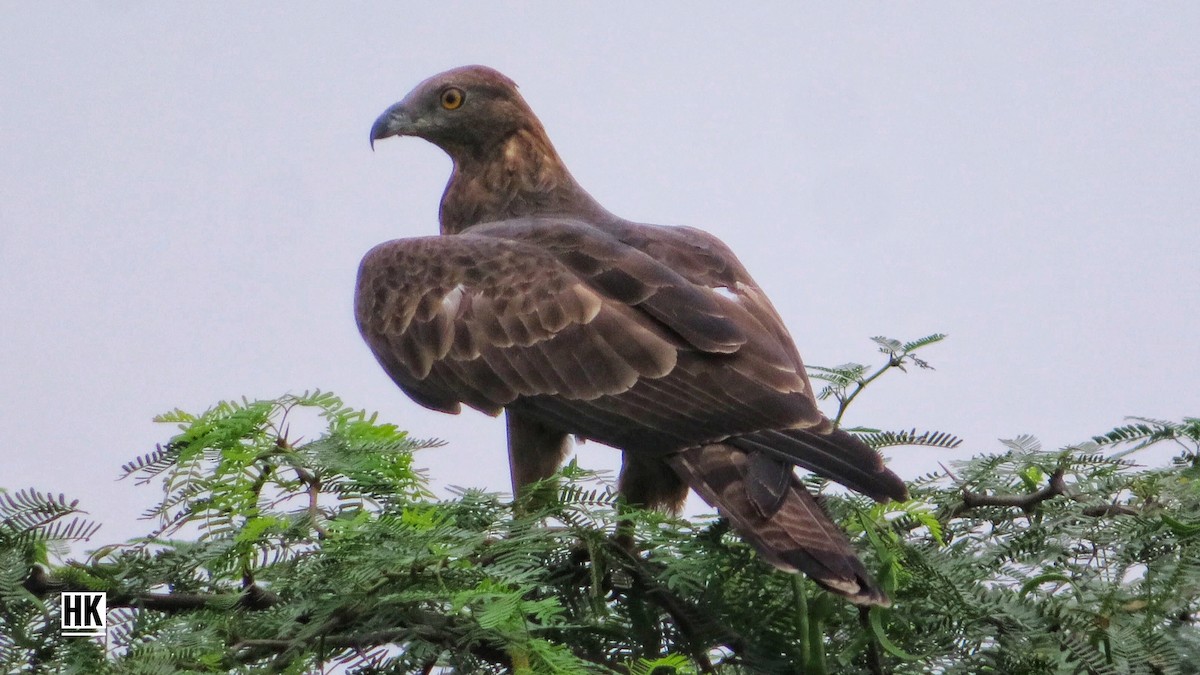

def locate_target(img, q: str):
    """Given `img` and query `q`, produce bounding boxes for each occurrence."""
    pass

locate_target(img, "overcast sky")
[3,4,1198,546]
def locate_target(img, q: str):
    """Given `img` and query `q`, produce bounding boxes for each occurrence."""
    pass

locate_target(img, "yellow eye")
[440,87,464,110]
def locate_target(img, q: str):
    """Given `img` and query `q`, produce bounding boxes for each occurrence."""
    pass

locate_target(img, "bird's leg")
[505,410,571,512]
[615,453,688,551]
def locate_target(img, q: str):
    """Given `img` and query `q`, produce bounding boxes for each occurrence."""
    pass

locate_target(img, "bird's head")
[370,65,537,158]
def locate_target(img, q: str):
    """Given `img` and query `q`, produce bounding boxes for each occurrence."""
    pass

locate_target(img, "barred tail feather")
[733,427,908,503]
[668,444,890,606]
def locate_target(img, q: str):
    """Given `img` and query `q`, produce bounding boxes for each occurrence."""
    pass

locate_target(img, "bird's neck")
[439,126,612,235]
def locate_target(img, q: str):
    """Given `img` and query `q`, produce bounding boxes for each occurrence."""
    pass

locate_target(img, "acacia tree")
[2,336,1198,674]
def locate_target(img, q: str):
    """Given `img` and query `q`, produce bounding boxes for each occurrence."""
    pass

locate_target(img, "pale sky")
[3,4,1198,545]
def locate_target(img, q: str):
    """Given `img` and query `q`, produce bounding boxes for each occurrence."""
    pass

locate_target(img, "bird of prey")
[359,65,907,606]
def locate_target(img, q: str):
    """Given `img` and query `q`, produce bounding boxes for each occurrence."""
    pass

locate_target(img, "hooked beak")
[369,102,415,150]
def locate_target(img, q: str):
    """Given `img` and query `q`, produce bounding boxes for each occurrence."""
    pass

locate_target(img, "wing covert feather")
[355,235,677,416]
[469,218,748,354]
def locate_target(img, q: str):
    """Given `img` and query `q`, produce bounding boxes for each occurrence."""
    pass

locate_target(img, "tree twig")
[23,568,279,613]
[834,356,901,425]
[953,468,1067,516]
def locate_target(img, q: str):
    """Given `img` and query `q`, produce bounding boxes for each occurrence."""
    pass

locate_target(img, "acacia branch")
[834,356,902,426]
[294,467,329,539]
[953,468,1067,516]
[22,567,511,669]
[22,566,279,613]
[608,543,734,673]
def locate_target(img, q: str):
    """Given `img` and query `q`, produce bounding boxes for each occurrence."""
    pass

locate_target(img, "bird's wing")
[356,224,904,501]
[604,221,812,376]
[465,217,811,397]
[594,221,906,501]
[354,234,678,416]
[466,218,749,354]
[356,225,818,436]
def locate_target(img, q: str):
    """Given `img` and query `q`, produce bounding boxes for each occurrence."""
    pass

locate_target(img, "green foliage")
[1,342,1198,674]
[0,489,100,561]
[809,332,946,426]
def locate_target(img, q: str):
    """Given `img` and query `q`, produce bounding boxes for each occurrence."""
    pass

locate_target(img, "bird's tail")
[731,426,909,503]
[666,444,890,606]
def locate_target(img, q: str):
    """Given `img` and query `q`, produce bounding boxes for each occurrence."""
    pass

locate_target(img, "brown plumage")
[360,65,907,605]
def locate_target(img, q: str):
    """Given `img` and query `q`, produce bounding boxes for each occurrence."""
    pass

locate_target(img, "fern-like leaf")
[856,428,963,451]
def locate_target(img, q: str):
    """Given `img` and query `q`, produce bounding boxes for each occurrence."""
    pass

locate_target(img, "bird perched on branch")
[359,65,907,605]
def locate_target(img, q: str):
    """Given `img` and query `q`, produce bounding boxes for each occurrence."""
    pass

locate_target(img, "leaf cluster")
[1,342,1198,674]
